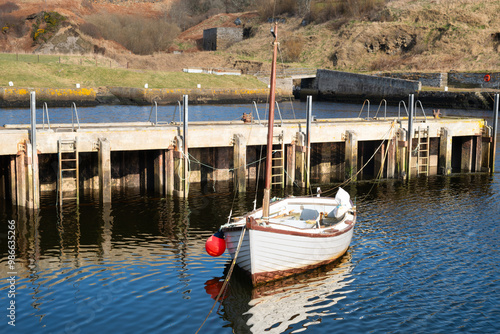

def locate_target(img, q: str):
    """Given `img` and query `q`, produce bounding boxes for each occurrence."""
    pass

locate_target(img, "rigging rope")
[195,225,247,334]
[318,120,397,198]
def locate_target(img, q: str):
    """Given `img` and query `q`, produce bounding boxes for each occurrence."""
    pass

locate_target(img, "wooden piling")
[233,134,246,193]
[173,136,188,198]
[286,142,296,186]
[98,138,111,203]
[474,136,482,172]
[165,148,174,196]
[387,137,396,179]
[26,141,34,209]
[345,131,358,181]
[0,157,5,199]
[396,128,407,179]
[439,128,452,175]
[461,136,473,173]
[294,132,306,187]
[154,150,164,194]
[16,145,26,207]
[9,156,16,205]
[374,141,386,178]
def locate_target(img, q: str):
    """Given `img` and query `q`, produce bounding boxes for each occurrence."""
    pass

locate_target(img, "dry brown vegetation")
[0,0,500,74]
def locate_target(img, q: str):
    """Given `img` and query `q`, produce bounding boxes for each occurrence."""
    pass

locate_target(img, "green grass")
[0,56,267,89]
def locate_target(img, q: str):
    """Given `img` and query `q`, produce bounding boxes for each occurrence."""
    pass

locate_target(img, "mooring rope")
[195,224,247,334]
[319,121,397,198]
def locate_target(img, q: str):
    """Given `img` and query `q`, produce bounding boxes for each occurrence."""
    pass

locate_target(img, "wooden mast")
[262,22,279,219]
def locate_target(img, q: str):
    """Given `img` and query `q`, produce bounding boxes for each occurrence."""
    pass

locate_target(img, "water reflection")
[207,253,355,333]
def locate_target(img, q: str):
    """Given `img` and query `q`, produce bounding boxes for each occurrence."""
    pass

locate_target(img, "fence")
[0,52,128,69]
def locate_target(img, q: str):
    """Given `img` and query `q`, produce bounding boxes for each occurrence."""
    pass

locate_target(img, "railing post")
[491,94,499,172]
[407,94,415,179]
[306,95,312,190]
[30,92,40,210]
[182,95,189,198]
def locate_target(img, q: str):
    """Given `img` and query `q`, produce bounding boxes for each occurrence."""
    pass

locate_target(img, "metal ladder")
[416,126,430,176]
[271,131,285,188]
[58,139,79,206]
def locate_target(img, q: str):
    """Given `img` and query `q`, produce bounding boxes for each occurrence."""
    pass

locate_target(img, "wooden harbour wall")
[0,109,496,208]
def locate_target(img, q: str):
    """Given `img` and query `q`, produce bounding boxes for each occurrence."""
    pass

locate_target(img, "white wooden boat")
[213,22,357,286]
[220,189,356,285]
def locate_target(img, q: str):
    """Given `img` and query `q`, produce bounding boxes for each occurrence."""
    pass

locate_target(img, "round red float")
[205,231,226,257]
[484,74,491,82]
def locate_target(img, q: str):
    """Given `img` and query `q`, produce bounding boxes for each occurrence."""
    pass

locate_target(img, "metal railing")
[275,102,284,127]
[414,100,428,122]
[56,102,80,132]
[357,99,371,119]
[171,101,182,124]
[42,102,51,130]
[252,101,262,125]
[398,100,409,122]
[373,99,387,120]
[148,100,158,125]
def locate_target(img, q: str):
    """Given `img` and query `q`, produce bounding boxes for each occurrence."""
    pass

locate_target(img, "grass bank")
[0,55,267,90]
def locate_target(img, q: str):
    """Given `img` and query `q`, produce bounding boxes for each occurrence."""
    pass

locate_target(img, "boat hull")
[222,197,356,285]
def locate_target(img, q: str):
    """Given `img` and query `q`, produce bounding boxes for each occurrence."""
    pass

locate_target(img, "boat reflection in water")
[205,252,354,333]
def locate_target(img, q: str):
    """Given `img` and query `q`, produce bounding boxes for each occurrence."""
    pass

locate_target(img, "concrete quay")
[0,96,497,209]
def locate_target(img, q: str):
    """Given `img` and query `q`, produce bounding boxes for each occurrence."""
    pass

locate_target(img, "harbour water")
[0,102,499,333]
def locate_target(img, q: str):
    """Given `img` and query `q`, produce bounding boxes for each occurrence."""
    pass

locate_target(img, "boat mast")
[262,22,279,219]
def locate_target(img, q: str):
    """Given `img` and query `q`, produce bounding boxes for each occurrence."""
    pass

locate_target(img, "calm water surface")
[0,103,499,333]
[1,100,493,125]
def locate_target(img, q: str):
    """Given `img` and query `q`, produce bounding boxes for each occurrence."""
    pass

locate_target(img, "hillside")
[1,0,500,74]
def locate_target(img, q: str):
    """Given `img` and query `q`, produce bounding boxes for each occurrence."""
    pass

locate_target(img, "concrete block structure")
[203,27,243,51]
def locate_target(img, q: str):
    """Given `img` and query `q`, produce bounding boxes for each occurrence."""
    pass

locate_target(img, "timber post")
[439,127,452,175]
[154,150,165,195]
[286,141,296,187]
[294,132,306,187]
[233,134,247,193]
[98,138,112,203]
[345,131,358,181]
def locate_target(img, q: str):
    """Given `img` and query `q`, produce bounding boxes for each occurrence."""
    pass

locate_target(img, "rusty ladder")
[57,139,79,206]
[416,126,430,176]
[271,131,285,189]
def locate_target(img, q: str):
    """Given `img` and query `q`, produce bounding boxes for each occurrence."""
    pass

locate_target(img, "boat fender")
[205,230,226,257]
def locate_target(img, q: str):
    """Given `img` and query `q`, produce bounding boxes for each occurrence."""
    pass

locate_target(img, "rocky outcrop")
[35,26,93,54]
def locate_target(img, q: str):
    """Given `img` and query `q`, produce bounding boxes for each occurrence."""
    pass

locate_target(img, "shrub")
[85,13,181,55]
[282,36,304,62]
[308,0,388,23]
[0,1,19,14]
[256,0,298,19]
[79,22,101,39]
[0,14,27,37]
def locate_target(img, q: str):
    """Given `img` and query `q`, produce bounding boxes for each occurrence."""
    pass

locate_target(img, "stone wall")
[203,27,242,51]
[377,72,446,88]
[315,69,420,103]
[448,72,500,89]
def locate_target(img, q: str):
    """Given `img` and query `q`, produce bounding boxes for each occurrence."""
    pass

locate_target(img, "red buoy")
[205,231,226,257]
[484,74,491,82]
